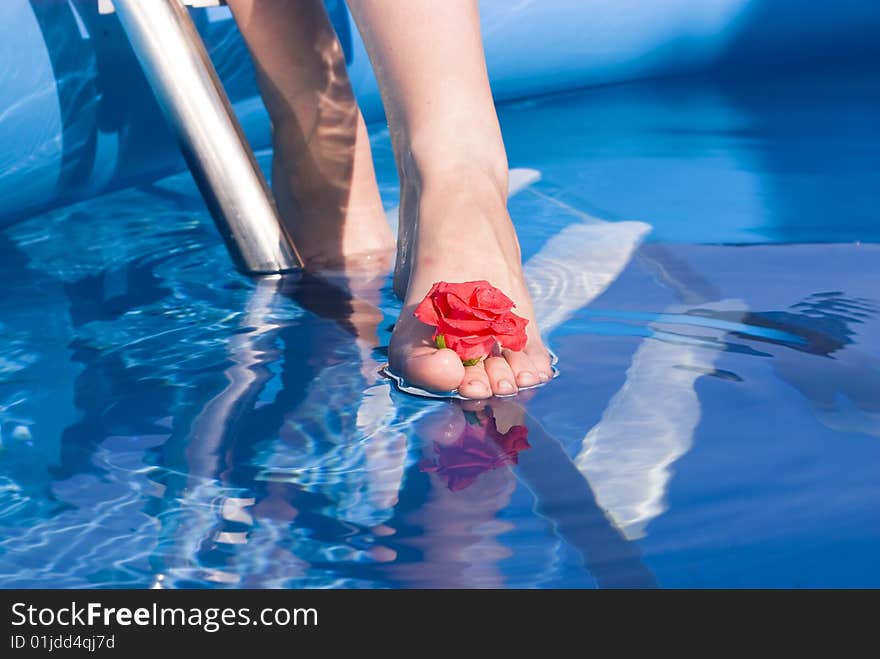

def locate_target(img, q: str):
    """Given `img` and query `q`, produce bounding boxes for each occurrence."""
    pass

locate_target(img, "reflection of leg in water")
[157,273,404,586]
[376,396,655,588]
[382,402,520,588]
[254,274,407,528]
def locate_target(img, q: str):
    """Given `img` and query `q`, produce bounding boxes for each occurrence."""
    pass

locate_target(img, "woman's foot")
[389,168,552,399]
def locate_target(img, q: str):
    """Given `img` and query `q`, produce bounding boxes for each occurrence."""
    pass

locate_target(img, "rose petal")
[445,293,495,321]
[473,285,515,313]
[438,317,499,334]
[496,313,529,351]
[432,293,453,319]
[435,281,488,301]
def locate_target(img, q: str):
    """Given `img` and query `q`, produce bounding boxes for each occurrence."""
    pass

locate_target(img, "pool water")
[1,73,878,588]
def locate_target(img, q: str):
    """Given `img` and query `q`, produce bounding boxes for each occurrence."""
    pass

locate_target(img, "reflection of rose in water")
[418,411,530,492]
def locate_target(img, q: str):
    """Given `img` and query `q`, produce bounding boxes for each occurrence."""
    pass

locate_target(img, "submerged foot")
[389,171,552,399]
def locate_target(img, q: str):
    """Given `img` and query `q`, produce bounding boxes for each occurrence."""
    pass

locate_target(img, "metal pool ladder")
[106,0,303,275]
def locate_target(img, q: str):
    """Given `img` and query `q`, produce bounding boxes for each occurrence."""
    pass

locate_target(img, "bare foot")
[389,171,552,399]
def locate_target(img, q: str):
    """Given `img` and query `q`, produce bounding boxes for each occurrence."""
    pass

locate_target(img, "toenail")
[496,379,514,393]
[518,371,537,385]
[538,371,550,381]
[468,380,488,392]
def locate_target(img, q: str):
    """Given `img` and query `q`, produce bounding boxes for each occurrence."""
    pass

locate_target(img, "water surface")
[1,75,878,588]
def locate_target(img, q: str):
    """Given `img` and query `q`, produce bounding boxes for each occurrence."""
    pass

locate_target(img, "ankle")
[398,133,509,204]
[423,164,509,205]
[408,172,523,269]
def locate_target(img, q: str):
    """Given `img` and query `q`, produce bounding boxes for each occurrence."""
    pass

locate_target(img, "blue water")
[1,75,878,588]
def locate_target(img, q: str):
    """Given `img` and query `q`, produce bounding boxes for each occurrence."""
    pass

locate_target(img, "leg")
[228,0,393,270]
[346,0,552,398]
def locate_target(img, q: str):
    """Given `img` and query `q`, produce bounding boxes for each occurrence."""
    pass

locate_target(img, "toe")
[458,363,493,399]
[483,356,518,396]
[502,349,540,388]
[526,345,554,382]
[400,347,465,393]
[414,404,466,445]
[460,399,488,413]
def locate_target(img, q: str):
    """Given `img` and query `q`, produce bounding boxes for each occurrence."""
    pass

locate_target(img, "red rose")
[486,419,530,463]
[413,280,529,364]
[418,416,531,491]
